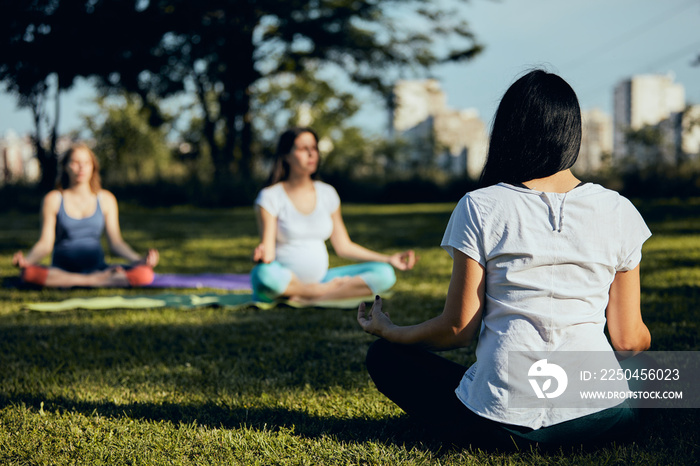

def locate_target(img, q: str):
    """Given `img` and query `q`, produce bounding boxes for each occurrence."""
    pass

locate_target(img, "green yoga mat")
[25,293,375,312]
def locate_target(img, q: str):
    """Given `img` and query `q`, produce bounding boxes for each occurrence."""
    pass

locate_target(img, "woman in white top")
[357,70,651,448]
[12,143,159,287]
[251,127,416,304]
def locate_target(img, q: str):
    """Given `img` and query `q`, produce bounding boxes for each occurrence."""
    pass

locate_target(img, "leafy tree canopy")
[1,0,483,192]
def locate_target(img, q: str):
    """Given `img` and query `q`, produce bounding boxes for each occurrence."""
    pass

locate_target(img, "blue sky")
[431,0,700,125]
[1,0,699,137]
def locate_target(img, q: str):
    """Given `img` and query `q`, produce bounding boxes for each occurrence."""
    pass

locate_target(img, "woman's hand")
[12,251,28,268]
[144,249,159,268]
[131,249,159,267]
[389,250,417,271]
[253,243,275,264]
[357,295,395,337]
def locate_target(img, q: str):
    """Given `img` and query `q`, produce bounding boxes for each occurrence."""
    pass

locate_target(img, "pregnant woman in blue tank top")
[12,143,159,287]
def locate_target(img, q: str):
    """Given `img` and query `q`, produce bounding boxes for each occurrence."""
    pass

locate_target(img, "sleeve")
[317,182,341,213]
[616,196,652,272]
[255,186,281,217]
[440,194,486,266]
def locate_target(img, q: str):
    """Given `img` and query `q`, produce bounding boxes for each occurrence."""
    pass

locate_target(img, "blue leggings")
[251,261,396,302]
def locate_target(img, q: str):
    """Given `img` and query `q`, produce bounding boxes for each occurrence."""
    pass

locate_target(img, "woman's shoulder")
[255,183,286,213]
[256,183,284,200]
[313,181,340,208]
[259,182,286,195]
[42,190,63,213]
[43,189,62,203]
[466,183,516,199]
[96,190,118,215]
[460,184,509,207]
[313,180,339,196]
[570,183,629,205]
[97,189,117,203]
[456,184,532,221]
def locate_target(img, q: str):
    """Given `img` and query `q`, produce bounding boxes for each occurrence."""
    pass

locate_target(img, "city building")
[391,79,488,180]
[0,130,39,185]
[575,108,613,174]
[613,74,686,165]
[681,104,700,158]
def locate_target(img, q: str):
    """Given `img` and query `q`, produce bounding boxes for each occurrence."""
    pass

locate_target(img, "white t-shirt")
[441,182,652,429]
[255,181,341,283]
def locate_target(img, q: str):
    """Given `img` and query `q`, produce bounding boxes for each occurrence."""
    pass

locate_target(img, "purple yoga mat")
[145,273,251,290]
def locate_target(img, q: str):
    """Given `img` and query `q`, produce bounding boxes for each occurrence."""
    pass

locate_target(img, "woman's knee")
[366,338,396,380]
[251,262,291,301]
[21,265,49,286]
[367,262,396,294]
[125,265,154,286]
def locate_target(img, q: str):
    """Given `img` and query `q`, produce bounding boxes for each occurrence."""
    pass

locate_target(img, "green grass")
[1,199,699,465]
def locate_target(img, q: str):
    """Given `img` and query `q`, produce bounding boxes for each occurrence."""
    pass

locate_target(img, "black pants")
[365,339,638,449]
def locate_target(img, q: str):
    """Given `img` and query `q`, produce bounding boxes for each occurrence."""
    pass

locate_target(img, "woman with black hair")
[251,127,416,304]
[357,70,651,448]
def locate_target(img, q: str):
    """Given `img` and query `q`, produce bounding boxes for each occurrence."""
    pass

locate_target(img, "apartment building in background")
[613,74,687,165]
[0,130,39,185]
[391,79,488,180]
[575,108,613,174]
[681,104,700,156]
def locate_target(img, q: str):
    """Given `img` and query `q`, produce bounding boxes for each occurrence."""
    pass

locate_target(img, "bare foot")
[286,296,314,306]
[92,267,129,287]
[287,277,351,304]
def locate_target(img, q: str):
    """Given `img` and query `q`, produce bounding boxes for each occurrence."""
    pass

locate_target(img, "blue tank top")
[52,194,107,273]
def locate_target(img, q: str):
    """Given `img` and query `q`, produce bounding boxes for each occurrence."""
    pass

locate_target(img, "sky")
[1,0,699,137]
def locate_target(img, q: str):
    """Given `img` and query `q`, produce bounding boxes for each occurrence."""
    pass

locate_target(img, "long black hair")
[266,127,320,186]
[479,70,581,187]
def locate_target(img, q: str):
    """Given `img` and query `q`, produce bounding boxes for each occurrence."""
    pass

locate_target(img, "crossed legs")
[364,339,640,449]
[251,261,396,303]
[21,264,154,288]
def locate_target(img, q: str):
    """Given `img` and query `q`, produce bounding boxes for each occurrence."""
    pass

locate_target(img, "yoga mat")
[24,292,376,312]
[3,273,251,290]
[145,273,251,290]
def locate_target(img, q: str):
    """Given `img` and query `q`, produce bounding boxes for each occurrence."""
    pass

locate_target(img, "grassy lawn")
[0,199,698,465]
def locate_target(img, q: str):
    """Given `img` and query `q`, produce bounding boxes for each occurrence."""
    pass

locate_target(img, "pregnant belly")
[276,241,329,283]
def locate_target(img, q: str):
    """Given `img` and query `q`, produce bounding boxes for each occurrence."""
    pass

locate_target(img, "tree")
[2,0,483,192]
[624,125,676,169]
[0,0,152,190]
[90,0,483,185]
[84,93,176,186]
[0,1,70,191]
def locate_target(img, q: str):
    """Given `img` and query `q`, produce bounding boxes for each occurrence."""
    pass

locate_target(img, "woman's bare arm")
[330,208,416,270]
[358,250,484,350]
[606,264,651,353]
[101,190,158,266]
[13,190,62,267]
[253,206,278,263]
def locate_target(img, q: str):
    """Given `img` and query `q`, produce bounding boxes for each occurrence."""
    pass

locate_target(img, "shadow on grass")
[1,392,692,458]
[0,306,697,458]
[0,305,392,391]
[0,393,426,445]
[636,199,700,227]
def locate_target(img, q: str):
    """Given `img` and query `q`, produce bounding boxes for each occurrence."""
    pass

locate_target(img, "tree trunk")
[30,77,61,193]
[239,90,253,179]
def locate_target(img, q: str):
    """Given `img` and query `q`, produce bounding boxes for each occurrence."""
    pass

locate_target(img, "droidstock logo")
[528,359,568,399]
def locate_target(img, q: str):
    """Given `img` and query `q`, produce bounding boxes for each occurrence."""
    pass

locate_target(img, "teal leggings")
[251,261,396,302]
